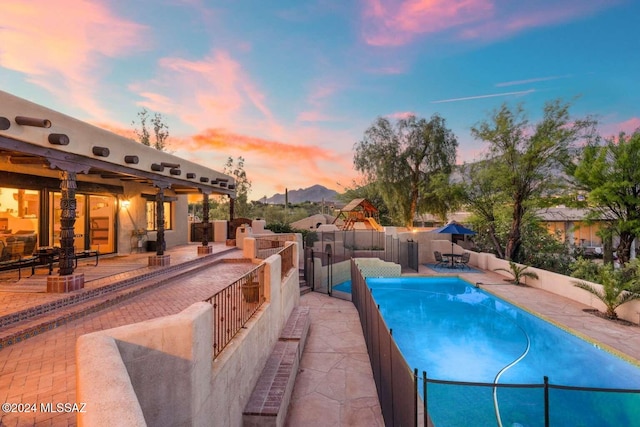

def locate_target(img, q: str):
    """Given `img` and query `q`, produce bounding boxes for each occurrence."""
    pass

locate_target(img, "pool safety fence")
[312,230,413,265]
[204,263,266,358]
[351,259,419,426]
[350,260,640,427]
[304,238,418,295]
[304,249,333,294]
[421,374,640,426]
[278,243,295,281]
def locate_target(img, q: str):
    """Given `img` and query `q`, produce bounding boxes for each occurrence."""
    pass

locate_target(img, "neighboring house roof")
[536,207,609,222]
[291,214,337,230]
[416,211,472,224]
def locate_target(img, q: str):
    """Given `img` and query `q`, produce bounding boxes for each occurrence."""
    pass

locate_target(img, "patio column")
[58,170,77,275]
[156,189,165,256]
[47,168,85,293]
[228,196,235,240]
[198,192,213,254]
[149,186,170,266]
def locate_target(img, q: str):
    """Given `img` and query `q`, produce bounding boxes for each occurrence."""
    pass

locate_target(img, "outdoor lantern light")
[121,200,131,209]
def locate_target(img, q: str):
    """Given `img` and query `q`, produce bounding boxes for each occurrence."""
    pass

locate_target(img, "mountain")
[261,185,339,204]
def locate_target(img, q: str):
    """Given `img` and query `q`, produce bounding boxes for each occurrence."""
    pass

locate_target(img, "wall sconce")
[121,200,131,209]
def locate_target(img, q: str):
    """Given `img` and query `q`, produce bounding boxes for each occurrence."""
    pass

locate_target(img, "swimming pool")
[366,276,640,426]
[333,280,351,294]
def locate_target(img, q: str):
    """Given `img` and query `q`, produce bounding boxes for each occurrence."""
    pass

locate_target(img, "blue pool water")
[367,277,640,426]
[333,280,351,293]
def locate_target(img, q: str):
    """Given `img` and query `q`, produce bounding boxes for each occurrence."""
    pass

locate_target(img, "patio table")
[442,253,462,268]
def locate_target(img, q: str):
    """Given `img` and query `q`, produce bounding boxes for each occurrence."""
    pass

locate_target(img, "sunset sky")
[1,0,638,200]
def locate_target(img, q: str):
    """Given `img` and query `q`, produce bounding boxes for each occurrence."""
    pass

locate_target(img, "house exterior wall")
[1,89,232,256]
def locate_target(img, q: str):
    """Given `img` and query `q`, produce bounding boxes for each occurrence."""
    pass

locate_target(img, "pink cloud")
[599,117,640,140]
[361,0,494,46]
[0,0,148,118]
[177,128,358,199]
[294,80,344,124]
[297,111,336,122]
[386,111,415,120]
[130,50,276,135]
[360,0,618,47]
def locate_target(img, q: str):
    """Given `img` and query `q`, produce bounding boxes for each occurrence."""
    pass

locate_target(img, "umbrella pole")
[451,239,454,267]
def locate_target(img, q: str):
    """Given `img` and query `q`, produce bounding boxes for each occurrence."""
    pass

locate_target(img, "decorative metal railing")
[204,241,296,359]
[204,263,265,358]
[279,243,295,281]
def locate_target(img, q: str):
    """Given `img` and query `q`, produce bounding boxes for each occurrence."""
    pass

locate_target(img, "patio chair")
[454,252,471,269]
[434,251,450,267]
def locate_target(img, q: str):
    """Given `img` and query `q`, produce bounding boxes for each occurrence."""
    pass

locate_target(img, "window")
[0,188,40,256]
[146,201,172,230]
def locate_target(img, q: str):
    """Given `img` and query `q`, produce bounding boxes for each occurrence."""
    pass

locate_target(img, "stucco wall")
[76,245,300,426]
[76,302,212,426]
[446,248,640,325]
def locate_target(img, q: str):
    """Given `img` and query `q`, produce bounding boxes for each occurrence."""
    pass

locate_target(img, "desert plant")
[495,261,540,285]
[573,266,640,319]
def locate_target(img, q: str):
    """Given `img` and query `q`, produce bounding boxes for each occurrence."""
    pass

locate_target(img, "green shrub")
[569,257,602,283]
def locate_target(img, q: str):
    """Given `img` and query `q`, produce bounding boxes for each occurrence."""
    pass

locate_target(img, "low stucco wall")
[470,251,640,325]
[209,250,300,427]
[76,245,301,426]
[76,302,212,426]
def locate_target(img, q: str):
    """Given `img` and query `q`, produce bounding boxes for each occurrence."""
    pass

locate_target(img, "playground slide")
[364,217,384,232]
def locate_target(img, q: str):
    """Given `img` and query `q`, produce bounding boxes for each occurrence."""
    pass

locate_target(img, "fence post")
[328,252,332,296]
[390,328,394,423]
[423,371,428,427]
[544,376,549,427]
[310,249,315,291]
[414,368,418,427]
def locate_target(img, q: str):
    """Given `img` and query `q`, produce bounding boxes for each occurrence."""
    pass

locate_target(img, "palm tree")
[573,266,640,319]
[495,261,539,285]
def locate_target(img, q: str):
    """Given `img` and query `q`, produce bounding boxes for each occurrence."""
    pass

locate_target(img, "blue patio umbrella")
[431,221,476,254]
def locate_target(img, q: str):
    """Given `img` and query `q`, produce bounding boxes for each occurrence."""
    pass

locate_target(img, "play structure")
[332,198,384,231]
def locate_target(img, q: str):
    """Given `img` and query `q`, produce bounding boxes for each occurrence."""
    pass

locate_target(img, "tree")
[132,109,150,146]
[458,160,507,258]
[470,100,596,261]
[151,112,169,151]
[571,130,640,265]
[353,114,458,228]
[224,156,252,218]
[132,108,169,151]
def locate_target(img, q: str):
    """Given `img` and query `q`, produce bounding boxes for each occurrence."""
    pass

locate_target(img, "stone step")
[299,285,311,296]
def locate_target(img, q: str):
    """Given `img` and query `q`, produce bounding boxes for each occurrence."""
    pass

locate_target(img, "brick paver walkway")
[0,246,253,426]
